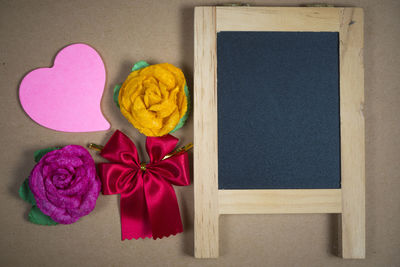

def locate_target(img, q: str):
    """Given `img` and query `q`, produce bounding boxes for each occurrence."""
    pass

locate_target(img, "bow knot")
[140,162,147,171]
[98,130,190,240]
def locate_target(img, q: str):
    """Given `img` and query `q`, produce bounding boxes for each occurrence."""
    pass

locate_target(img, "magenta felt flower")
[28,145,101,224]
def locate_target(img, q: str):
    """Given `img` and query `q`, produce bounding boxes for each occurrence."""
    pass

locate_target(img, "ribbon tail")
[120,174,152,240]
[143,173,183,239]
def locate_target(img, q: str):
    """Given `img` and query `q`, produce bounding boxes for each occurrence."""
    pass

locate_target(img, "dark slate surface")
[217,32,341,189]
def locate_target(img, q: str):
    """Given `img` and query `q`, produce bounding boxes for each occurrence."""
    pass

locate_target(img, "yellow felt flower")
[118,63,188,136]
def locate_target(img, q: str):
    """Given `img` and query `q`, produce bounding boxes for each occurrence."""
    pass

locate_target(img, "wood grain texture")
[219,189,342,214]
[193,6,219,258]
[339,8,365,259]
[216,7,341,32]
[194,6,365,259]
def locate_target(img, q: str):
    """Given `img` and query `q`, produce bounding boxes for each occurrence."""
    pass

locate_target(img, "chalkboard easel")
[194,6,365,259]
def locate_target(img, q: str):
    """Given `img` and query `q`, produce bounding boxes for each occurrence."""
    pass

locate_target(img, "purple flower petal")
[29,145,100,224]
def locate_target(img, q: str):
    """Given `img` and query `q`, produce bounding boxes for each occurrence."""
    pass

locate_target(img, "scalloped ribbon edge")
[122,229,182,240]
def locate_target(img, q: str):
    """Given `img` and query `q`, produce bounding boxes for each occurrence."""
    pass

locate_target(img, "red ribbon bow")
[98,130,190,240]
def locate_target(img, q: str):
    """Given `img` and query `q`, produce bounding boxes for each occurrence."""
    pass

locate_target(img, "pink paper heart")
[19,43,110,132]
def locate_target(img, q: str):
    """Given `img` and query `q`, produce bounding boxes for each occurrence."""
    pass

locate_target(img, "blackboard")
[217,32,341,189]
[194,7,365,258]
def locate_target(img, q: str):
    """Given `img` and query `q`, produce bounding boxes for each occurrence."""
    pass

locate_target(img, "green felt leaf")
[170,83,191,133]
[34,147,60,163]
[28,205,58,225]
[113,84,121,108]
[19,178,36,205]
[131,60,150,72]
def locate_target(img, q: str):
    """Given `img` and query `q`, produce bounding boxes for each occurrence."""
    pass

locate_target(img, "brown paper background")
[1,0,399,266]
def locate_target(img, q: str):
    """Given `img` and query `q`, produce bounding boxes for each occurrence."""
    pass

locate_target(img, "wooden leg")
[194,6,219,258]
[339,8,365,259]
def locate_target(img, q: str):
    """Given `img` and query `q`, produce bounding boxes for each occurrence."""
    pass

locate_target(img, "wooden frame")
[194,7,364,259]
